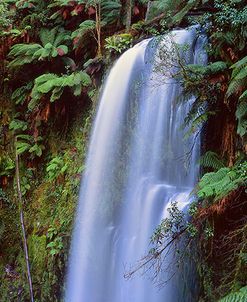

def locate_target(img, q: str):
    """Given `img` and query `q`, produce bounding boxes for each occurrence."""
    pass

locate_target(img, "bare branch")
[15,136,34,302]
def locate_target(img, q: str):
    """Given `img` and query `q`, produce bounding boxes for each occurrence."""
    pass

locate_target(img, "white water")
[65,27,207,302]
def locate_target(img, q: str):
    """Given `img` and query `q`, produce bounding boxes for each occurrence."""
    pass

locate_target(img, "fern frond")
[39,27,57,46]
[231,56,247,70]
[184,111,215,139]
[198,162,247,200]
[101,0,122,24]
[219,285,247,302]
[235,66,247,80]
[200,151,225,171]
[236,101,247,136]
[226,78,246,98]
[187,61,227,76]
[239,89,247,101]
[172,0,200,25]
[29,71,92,109]
[11,82,33,105]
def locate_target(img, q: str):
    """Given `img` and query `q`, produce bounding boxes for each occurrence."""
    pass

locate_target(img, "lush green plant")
[29,71,92,109]
[46,156,68,181]
[16,134,45,157]
[9,118,28,131]
[8,27,71,68]
[226,56,247,137]
[199,151,226,171]
[0,2,13,29]
[219,286,247,302]
[46,226,64,256]
[0,154,15,177]
[198,162,247,200]
[105,33,133,53]
[11,82,33,105]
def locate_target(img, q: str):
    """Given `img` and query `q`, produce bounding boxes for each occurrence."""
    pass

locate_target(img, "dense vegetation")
[0,0,246,301]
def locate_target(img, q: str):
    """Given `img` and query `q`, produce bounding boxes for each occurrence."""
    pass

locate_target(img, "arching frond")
[200,151,226,171]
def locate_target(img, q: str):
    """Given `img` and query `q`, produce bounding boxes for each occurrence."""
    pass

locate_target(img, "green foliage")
[9,119,28,131]
[236,101,247,137]
[198,162,247,200]
[187,61,228,76]
[1,0,247,301]
[11,82,33,105]
[46,156,68,181]
[46,226,64,256]
[0,154,15,177]
[145,0,185,21]
[0,2,13,29]
[151,201,185,244]
[225,56,247,136]
[8,27,71,68]
[219,286,247,302]
[29,71,92,109]
[100,0,122,24]
[105,34,133,53]
[227,56,247,99]
[200,151,226,171]
[71,20,96,48]
[172,0,199,25]
[16,134,45,157]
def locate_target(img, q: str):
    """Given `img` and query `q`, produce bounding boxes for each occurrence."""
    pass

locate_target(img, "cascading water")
[65,27,207,302]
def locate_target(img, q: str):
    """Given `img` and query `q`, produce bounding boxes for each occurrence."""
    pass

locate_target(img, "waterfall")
[65,27,207,302]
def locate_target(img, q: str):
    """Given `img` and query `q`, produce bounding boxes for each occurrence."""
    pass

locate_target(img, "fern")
[8,27,71,67]
[210,31,236,56]
[71,20,96,48]
[101,0,122,24]
[219,286,247,302]
[172,0,200,25]
[8,43,42,67]
[16,134,45,157]
[11,82,33,105]
[200,151,226,171]
[105,34,133,53]
[236,101,247,136]
[29,71,92,109]
[184,111,215,139]
[227,56,247,99]
[198,162,247,200]
[186,61,227,76]
[9,119,28,131]
[239,90,247,101]
[46,156,68,181]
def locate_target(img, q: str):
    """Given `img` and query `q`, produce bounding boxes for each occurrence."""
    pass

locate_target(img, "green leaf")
[16,142,31,155]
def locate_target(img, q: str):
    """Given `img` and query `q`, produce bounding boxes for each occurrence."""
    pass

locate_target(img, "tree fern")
[29,71,92,109]
[218,286,247,302]
[71,20,96,47]
[8,27,71,67]
[101,0,122,24]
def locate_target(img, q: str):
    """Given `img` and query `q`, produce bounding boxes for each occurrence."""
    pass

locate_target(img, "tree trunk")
[126,0,132,31]
[15,136,34,302]
[95,2,102,57]
[145,1,151,22]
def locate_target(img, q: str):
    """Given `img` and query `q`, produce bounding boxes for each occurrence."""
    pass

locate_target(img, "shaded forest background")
[0,0,246,301]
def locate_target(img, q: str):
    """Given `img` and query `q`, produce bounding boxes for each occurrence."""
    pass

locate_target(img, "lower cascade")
[65,27,207,302]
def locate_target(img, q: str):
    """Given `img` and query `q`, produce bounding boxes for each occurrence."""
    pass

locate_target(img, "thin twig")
[15,136,34,302]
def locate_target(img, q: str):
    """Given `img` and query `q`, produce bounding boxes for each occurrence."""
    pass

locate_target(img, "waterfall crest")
[65,27,207,302]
